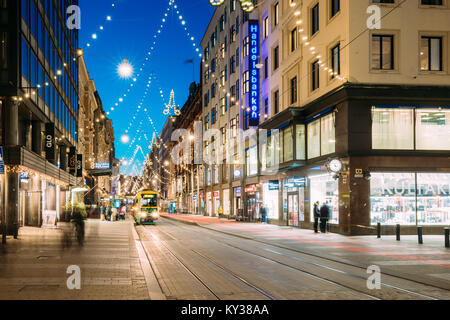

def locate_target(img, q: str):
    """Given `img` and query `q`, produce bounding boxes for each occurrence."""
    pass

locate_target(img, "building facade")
[1,0,79,233]
[199,0,450,234]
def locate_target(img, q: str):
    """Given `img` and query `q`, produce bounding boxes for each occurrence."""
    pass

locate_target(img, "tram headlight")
[151,211,159,219]
[139,212,147,218]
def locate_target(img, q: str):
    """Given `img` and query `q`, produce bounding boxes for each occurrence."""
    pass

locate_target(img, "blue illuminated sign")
[248,20,260,127]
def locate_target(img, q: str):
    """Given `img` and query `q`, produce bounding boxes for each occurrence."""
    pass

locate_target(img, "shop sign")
[95,162,110,170]
[20,173,29,184]
[235,188,241,196]
[248,20,260,127]
[284,177,305,188]
[76,154,83,177]
[69,147,76,175]
[213,191,220,197]
[268,180,279,190]
[372,175,450,197]
[44,123,55,163]
[0,146,5,175]
[245,185,257,193]
[193,195,198,200]
[355,169,364,178]
[199,194,205,199]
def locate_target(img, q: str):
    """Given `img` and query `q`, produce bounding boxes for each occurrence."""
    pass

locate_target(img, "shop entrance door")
[288,193,299,227]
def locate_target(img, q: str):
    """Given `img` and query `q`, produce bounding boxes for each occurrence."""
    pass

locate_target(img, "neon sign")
[248,20,260,127]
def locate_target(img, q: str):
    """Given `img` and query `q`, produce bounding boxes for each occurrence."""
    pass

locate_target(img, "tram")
[134,190,160,225]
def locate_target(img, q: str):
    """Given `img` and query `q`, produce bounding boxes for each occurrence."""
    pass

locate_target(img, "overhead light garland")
[209,0,255,12]
[83,1,120,50]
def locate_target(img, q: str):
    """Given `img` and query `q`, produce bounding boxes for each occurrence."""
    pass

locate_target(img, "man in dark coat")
[313,201,320,233]
[319,202,330,233]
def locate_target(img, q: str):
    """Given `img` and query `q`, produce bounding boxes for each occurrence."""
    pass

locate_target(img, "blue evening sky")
[79,0,214,175]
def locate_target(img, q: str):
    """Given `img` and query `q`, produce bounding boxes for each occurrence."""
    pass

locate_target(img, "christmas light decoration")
[209,0,255,12]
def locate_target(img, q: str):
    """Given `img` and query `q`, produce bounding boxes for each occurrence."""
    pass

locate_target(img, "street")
[137,216,450,300]
[1,216,450,300]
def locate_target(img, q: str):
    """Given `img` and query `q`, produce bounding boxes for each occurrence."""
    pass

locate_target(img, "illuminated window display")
[262,182,279,220]
[310,175,339,224]
[371,173,450,225]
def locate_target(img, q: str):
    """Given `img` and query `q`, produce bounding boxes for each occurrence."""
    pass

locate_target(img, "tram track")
[144,226,276,300]
[159,218,447,300]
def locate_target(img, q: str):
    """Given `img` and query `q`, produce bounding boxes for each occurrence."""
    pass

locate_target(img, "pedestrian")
[313,201,320,233]
[100,205,105,221]
[260,205,268,224]
[106,205,112,221]
[320,202,330,233]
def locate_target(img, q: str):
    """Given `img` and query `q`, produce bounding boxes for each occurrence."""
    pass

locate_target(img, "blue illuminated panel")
[248,20,260,127]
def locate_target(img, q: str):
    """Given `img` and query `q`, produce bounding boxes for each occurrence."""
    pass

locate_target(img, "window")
[370,173,450,226]
[372,107,414,150]
[372,35,394,70]
[331,44,341,78]
[331,0,340,17]
[291,27,297,52]
[311,4,319,36]
[243,37,250,57]
[273,90,279,114]
[312,60,320,91]
[283,126,294,162]
[230,56,236,74]
[263,17,269,39]
[273,46,279,70]
[211,83,216,98]
[230,0,236,12]
[236,79,240,101]
[307,113,336,159]
[290,76,298,105]
[421,0,443,4]
[243,71,250,93]
[273,2,279,27]
[264,57,269,79]
[246,146,258,176]
[296,125,306,160]
[236,49,240,67]
[420,36,442,71]
[231,118,237,137]
[211,106,217,125]
[264,98,269,119]
[220,97,227,115]
[416,109,450,150]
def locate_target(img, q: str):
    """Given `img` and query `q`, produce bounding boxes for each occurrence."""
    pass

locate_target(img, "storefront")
[245,184,261,221]
[262,180,279,221]
[309,174,339,225]
[233,187,242,218]
[282,177,305,227]
[223,189,230,216]
[206,192,212,216]
[370,172,450,226]
[213,191,220,216]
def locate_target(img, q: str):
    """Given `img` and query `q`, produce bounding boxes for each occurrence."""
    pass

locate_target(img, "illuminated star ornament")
[209,0,255,12]
[163,90,181,116]
[117,59,134,79]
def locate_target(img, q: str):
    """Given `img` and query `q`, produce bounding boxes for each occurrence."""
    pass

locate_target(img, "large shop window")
[310,175,339,224]
[372,106,450,151]
[296,125,306,160]
[307,113,336,159]
[371,173,450,225]
[246,146,258,176]
[263,183,279,220]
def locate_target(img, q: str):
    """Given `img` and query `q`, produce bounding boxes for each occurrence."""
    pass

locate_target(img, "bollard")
[396,224,401,241]
[445,228,449,248]
[377,223,381,239]
[418,226,423,245]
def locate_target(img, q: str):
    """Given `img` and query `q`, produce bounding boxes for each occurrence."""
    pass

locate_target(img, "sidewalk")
[0,219,156,300]
[161,213,450,289]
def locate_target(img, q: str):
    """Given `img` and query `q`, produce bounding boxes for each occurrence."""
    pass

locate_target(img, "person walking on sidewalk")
[320,202,330,233]
[313,201,321,233]
[260,206,268,224]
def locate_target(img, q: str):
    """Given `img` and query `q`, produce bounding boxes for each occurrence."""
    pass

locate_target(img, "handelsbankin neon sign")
[248,20,260,127]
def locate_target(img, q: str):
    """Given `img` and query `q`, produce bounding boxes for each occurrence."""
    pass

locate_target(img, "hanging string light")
[83,1,120,50]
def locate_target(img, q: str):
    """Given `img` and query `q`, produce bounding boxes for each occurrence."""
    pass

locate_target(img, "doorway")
[288,193,299,227]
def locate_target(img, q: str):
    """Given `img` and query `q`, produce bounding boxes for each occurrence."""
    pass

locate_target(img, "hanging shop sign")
[45,123,56,163]
[0,146,5,175]
[245,185,258,193]
[69,147,76,175]
[213,191,220,197]
[268,180,280,190]
[355,169,364,179]
[235,188,242,196]
[95,162,110,170]
[76,154,83,178]
[248,20,260,127]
